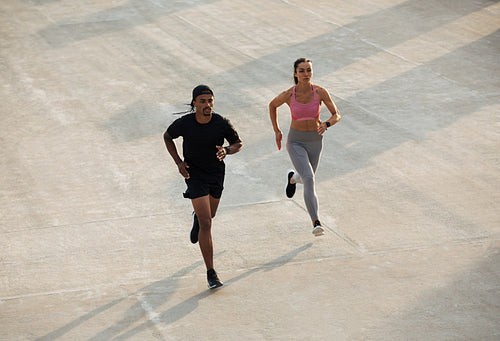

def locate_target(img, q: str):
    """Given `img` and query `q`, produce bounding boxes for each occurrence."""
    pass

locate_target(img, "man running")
[164,85,243,289]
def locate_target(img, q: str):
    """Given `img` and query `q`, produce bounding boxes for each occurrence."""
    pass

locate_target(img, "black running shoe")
[207,269,223,289]
[190,211,199,244]
[312,220,325,236]
[286,169,296,198]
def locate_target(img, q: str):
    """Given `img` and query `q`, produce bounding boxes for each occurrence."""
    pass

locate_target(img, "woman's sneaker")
[207,269,223,289]
[286,169,296,198]
[312,220,325,236]
[190,211,199,244]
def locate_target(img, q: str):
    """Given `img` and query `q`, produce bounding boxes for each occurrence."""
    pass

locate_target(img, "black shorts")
[183,173,225,199]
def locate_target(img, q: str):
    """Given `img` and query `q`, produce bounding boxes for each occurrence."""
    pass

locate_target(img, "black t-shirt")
[167,113,240,175]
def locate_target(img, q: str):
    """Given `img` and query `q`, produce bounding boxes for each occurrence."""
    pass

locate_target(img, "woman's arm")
[317,86,341,135]
[269,89,291,150]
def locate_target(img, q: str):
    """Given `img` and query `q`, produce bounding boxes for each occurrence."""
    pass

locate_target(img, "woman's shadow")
[36,243,312,340]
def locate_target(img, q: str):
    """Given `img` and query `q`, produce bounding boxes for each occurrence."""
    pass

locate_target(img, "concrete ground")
[1,0,499,340]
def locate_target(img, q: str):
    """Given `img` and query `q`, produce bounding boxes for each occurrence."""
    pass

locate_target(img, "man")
[163,85,243,289]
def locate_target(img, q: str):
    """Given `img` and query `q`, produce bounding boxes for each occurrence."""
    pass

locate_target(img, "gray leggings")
[286,128,323,221]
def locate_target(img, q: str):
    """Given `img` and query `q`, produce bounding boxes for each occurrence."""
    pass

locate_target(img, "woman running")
[269,58,341,236]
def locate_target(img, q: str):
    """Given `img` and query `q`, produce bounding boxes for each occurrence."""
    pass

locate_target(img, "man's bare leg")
[191,195,220,270]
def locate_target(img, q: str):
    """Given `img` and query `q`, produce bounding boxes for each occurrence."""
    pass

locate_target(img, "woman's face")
[294,62,313,83]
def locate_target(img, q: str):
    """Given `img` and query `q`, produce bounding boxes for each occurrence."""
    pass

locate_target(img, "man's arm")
[216,139,243,161]
[163,131,190,179]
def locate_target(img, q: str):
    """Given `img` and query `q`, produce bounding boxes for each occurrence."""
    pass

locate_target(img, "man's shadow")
[35,257,206,341]
[36,243,312,340]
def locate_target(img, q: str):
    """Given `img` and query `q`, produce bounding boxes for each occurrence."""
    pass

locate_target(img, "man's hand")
[177,161,190,179]
[216,145,227,161]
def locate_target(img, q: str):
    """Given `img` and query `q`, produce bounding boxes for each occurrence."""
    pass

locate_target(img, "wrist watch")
[224,146,230,155]
[325,121,331,128]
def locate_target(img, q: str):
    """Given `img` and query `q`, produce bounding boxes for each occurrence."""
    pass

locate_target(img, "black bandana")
[192,84,214,102]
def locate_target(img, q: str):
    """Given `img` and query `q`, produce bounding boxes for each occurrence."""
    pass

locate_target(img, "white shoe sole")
[312,226,325,236]
[208,281,223,289]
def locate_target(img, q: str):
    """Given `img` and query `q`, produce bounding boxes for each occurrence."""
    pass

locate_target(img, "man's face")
[193,94,214,116]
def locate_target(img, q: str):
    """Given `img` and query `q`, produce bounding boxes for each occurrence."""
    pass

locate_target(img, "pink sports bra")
[290,85,321,121]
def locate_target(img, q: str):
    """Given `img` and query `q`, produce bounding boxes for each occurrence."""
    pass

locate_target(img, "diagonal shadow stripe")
[106,243,312,340]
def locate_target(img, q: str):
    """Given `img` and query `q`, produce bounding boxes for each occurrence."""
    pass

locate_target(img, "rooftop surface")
[1,0,499,340]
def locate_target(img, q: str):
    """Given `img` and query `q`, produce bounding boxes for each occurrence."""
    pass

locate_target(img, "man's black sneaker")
[286,169,296,198]
[207,269,223,289]
[312,220,325,236]
[190,211,199,244]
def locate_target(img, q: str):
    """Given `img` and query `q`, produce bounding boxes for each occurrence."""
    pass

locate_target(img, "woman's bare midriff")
[290,118,320,132]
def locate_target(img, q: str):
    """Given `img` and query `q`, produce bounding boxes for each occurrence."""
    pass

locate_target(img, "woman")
[269,58,341,236]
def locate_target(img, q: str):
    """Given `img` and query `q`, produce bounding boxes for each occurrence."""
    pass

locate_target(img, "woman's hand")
[275,130,283,150]
[317,122,328,136]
